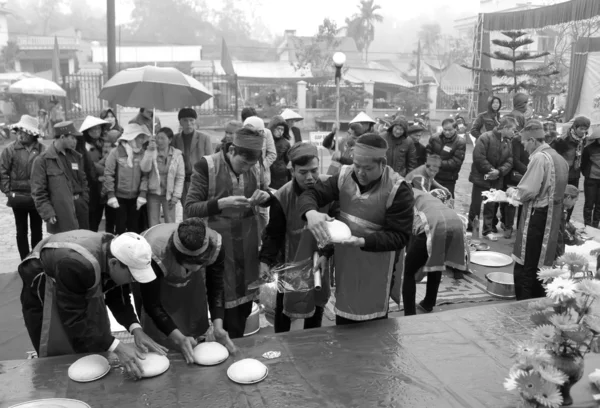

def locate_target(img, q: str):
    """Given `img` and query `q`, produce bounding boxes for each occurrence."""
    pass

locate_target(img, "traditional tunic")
[272,177,332,318]
[335,165,404,320]
[18,230,138,357]
[140,223,223,348]
[184,151,265,308]
[412,189,468,272]
[512,143,569,267]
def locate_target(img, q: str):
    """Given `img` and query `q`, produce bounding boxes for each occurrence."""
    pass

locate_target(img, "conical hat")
[280,108,303,121]
[350,112,375,124]
[79,116,108,133]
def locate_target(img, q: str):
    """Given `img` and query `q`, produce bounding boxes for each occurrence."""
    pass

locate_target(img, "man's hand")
[168,197,179,208]
[207,319,237,354]
[305,210,334,245]
[113,342,144,380]
[248,190,270,206]
[487,169,500,180]
[168,330,197,364]
[107,197,120,209]
[147,139,157,152]
[136,196,147,210]
[218,196,250,210]
[132,328,168,355]
[48,216,57,224]
[259,262,271,280]
[331,151,341,161]
[338,236,365,247]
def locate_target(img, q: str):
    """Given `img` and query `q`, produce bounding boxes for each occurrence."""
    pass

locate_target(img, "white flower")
[538,268,569,283]
[538,365,567,385]
[533,382,563,408]
[546,277,577,302]
[531,325,557,344]
[549,313,579,332]
[577,279,600,298]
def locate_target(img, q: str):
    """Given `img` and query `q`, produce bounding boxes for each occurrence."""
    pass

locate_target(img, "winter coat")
[289,126,302,143]
[551,133,584,181]
[140,146,185,201]
[0,140,45,195]
[268,115,291,190]
[506,93,529,131]
[469,130,513,189]
[30,142,89,233]
[470,96,502,139]
[103,143,147,200]
[426,132,466,182]
[582,140,600,180]
[384,120,417,176]
[511,135,530,175]
[172,129,214,179]
[414,140,427,167]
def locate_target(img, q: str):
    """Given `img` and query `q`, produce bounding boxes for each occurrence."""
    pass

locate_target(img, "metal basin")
[485,272,515,299]
[243,302,260,337]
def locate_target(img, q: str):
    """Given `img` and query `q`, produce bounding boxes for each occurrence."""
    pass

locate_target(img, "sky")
[110,0,479,37]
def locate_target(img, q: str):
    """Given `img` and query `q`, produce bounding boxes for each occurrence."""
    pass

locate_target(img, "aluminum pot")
[243,302,260,337]
[485,272,516,299]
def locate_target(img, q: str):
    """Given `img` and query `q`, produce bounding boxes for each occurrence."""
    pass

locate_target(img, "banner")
[575,52,600,126]
[308,131,329,148]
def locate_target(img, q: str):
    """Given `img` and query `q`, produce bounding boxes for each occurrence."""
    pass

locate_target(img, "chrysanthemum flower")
[533,382,563,408]
[549,313,579,332]
[538,364,567,385]
[515,372,544,397]
[537,268,569,283]
[546,277,577,302]
[577,279,600,298]
[532,325,557,344]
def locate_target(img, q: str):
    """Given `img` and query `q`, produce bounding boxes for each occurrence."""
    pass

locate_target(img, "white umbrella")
[8,77,66,97]
[98,65,213,111]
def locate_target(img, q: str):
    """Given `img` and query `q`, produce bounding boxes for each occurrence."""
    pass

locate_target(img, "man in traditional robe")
[184,127,271,338]
[507,120,569,300]
[298,133,414,325]
[259,143,335,333]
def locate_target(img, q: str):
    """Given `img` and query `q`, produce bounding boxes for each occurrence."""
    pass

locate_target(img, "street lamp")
[332,52,346,153]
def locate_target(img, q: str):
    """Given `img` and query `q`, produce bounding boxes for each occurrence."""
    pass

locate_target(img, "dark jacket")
[30,142,89,233]
[426,132,466,182]
[384,120,417,176]
[470,96,501,139]
[506,93,529,131]
[173,130,214,179]
[511,135,530,175]
[268,115,291,190]
[469,130,513,189]
[414,140,427,167]
[552,133,584,182]
[289,126,302,143]
[582,140,600,180]
[0,139,45,194]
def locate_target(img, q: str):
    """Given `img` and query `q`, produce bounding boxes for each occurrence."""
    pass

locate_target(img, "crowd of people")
[0,95,594,377]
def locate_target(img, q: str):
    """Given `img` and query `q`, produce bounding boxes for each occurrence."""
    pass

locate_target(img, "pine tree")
[464,30,559,94]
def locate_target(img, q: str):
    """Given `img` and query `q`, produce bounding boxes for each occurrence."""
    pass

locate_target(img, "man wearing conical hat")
[185,126,272,338]
[0,115,45,260]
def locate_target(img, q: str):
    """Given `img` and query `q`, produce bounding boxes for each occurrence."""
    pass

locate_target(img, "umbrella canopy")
[8,77,66,97]
[99,65,213,110]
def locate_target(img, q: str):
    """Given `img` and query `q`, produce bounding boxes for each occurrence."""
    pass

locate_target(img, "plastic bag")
[248,258,316,293]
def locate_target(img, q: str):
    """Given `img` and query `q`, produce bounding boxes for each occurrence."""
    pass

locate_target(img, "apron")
[23,231,107,357]
[512,148,568,268]
[334,165,403,320]
[205,153,261,308]
[140,224,221,347]
[275,178,332,318]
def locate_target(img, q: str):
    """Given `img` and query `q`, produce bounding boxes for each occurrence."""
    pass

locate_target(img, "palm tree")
[355,0,383,62]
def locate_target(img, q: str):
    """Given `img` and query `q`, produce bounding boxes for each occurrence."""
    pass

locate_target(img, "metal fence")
[62,72,106,121]
[437,85,512,113]
[193,73,237,115]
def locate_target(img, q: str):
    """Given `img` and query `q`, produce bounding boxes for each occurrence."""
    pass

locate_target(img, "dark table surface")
[1,301,599,408]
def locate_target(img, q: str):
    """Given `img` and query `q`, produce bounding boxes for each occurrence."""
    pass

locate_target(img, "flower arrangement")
[504,261,600,407]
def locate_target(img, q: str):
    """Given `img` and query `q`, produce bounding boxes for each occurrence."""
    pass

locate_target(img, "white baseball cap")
[243,116,265,132]
[110,232,156,283]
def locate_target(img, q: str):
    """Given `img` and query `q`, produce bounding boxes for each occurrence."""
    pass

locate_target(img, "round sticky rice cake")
[68,354,110,382]
[139,353,170,378]
[326,220,351,243]
[227,358,268,384]
[193,342,229,366]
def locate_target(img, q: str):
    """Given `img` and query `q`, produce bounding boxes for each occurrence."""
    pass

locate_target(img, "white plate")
[9,399,91,408]
[227,366,269,385]
[74,366,110,382]
[470,251,513,267]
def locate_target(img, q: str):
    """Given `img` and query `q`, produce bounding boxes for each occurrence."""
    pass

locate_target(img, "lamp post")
[332,52,346,153]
